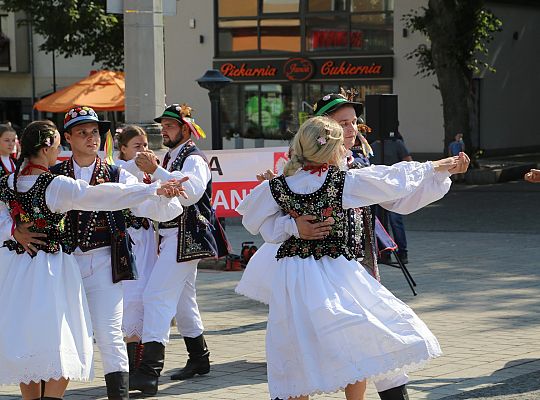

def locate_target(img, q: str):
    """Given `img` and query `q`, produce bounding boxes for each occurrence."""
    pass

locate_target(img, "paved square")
[1,181,539,399]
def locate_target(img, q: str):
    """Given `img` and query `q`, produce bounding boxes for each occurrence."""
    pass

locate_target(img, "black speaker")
[365,94,399,142]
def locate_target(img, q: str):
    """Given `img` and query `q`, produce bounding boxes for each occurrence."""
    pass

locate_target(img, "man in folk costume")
[37,106,182,400]
[130,103,217,395]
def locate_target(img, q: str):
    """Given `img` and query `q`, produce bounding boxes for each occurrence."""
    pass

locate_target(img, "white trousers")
[75,249,129,374]
[142,234,204,345]
[372,372,409,392]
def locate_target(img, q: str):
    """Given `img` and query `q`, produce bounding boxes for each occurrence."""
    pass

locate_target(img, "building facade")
[164,0,540,156]
[1,1,538,156]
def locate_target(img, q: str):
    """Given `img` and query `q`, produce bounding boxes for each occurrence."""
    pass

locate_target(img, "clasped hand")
[433,152,470,174]
[157,177,190,199]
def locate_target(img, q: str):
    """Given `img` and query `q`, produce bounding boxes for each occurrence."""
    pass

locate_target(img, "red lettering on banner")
[212,181,260,218]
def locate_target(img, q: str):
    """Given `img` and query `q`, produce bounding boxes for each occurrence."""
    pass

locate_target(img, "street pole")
[196,69,231,151]
[208,90,222,150]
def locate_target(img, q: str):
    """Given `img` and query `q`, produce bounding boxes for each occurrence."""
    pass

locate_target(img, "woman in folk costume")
[237,116,469,400]
[0,124,17,177]
[115,125,160,373]
[0,121,187,400]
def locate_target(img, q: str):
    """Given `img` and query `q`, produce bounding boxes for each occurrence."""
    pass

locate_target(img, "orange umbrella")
[34,70,125,112]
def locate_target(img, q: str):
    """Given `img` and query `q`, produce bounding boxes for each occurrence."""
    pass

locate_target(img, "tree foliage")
[2,0,124,69]
[403,1,502,80]
[402,1,502,156]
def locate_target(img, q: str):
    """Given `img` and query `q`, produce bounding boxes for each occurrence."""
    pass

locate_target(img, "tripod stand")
[375,216,417,296]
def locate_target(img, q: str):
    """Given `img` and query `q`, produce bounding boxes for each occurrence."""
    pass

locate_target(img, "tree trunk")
[426,0,479,157]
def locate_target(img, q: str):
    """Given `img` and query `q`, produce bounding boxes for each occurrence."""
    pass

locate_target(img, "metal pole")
[28,19,36,121]
[52,50,57,92]
[209,90,222,150]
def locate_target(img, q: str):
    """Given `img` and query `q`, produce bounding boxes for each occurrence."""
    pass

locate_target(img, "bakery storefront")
[214,0,395,148]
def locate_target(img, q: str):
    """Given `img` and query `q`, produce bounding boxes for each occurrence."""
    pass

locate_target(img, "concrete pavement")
[0,180,539,399]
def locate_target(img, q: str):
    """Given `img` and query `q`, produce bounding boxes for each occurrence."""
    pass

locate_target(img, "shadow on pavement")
[410,358,540,399]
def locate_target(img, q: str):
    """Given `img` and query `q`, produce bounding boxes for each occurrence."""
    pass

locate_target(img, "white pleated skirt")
[266,255,441,399]
[0,247,94,385]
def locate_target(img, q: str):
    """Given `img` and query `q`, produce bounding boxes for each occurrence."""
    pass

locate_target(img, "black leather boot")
[378,384,409,400]
[129,341,165,395]
[104,371,129,400]
[126,342,138,374]
[170,334,210,380]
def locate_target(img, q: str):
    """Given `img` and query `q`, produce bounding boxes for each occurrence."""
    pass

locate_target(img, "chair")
[375,217,417,296]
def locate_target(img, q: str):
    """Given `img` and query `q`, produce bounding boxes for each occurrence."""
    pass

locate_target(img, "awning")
[34,70,125,112]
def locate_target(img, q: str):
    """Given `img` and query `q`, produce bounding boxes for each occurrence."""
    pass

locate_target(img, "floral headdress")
[316,123,342,148]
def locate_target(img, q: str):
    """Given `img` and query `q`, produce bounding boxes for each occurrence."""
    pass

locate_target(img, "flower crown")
[35,129,55,149]
[316,124,341,148]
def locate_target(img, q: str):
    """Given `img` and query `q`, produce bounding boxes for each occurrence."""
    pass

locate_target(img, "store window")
[219,81,391,148]
[216,0,393,56]
[263,0,300,13]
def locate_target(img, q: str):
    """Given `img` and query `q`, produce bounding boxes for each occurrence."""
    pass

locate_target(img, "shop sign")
[214,56,393,81]
[283,57,314,81]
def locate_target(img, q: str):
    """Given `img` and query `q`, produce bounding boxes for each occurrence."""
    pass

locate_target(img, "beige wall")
[163,0,214,150]
[393,0,445,155]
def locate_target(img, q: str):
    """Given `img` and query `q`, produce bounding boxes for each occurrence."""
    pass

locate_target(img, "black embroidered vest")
[270,166,356,261]
[50,157,126,252]
[0,173,70,255]
[157,140,219,262]
[123,210,151,230]
[0,157,15,178]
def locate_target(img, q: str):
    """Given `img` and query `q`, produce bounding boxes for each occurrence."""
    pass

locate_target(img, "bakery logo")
[284,58,314,81]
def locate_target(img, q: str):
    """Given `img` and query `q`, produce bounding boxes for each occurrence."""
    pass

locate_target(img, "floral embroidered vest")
[269,166,356,261]
[0,173,70,255]
[157,140,219,262]
[50,157,126,252]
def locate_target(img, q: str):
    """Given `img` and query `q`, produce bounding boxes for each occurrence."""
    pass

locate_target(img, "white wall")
[163,0,214,150]
[393,0,445,155]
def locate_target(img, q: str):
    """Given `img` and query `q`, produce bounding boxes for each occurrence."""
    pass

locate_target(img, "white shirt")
[237,161,452,244]
[151,142,211,207]
[0,160,184,248]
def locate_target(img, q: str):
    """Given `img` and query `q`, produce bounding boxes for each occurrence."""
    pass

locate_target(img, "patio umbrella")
[34,70,125,112]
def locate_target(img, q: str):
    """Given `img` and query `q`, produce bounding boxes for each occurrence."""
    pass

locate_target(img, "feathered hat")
[154,103,206,139]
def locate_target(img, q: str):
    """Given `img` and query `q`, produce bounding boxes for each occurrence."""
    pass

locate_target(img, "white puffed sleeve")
[236,180,286,243]
[258,214,299,243]
[45,175,171,214]
[0,201,14,242]
[342,161,451,212]
[152,155,211,206]
[120,168,184,221]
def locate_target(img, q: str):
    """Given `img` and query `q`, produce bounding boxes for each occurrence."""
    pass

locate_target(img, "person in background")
[448,133,466,182]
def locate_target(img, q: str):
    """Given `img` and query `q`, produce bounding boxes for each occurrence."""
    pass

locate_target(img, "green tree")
[403,1,502,156]
[2,0,123,69]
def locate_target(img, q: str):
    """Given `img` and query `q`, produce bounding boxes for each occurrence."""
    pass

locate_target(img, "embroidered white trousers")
[75,248,129,374]
[142,234,204,345]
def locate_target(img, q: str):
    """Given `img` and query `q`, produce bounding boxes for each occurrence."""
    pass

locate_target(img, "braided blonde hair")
[283,116,345,177]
